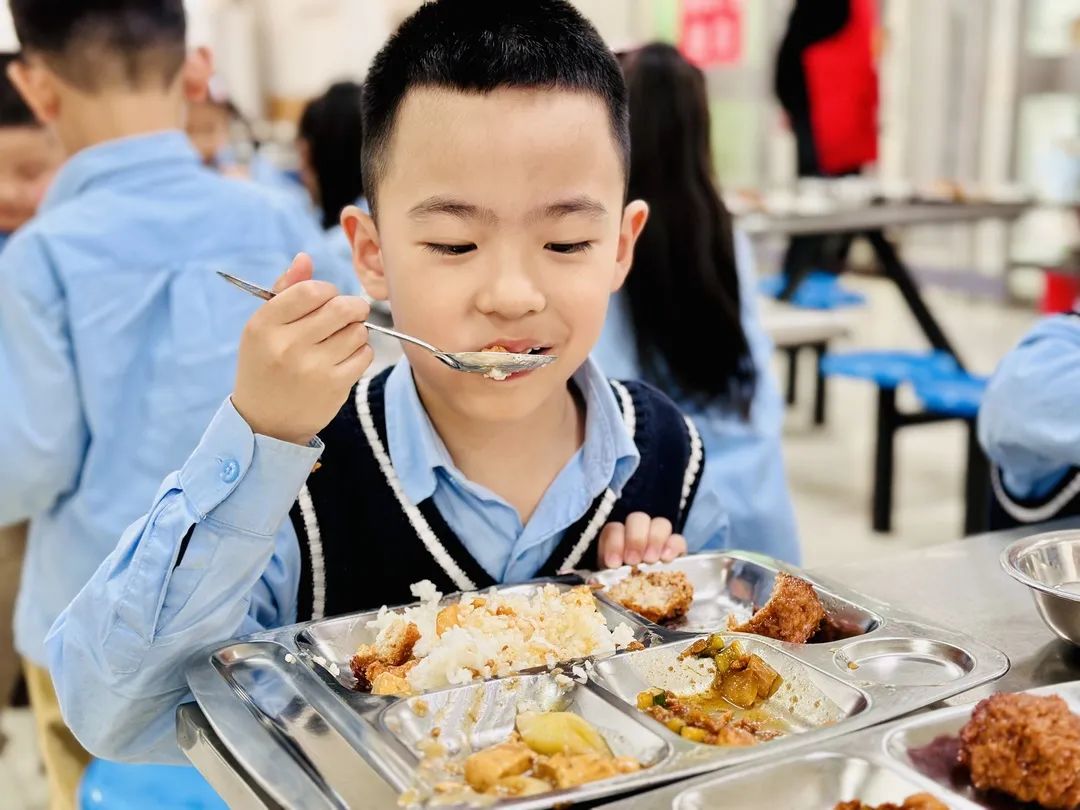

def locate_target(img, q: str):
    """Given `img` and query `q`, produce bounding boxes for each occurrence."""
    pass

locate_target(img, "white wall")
[0,3,16,51]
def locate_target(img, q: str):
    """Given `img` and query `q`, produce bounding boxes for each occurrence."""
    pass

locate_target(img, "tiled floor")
[0,271,1043,809]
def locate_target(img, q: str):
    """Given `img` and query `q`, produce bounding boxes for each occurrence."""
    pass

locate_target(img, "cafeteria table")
[739,200,1030,372]
[177,517,1080,809]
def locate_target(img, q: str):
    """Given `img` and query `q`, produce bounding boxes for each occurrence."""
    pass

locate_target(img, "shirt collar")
[42,130,199,211]
[385,356,640,506]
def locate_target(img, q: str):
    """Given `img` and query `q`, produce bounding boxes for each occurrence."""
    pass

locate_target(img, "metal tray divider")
[250,646,422,792]
[187,647,345,810]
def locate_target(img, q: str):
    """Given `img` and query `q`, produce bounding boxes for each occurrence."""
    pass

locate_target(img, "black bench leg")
[872,386,898,533]
[813,342,828,426]
[785,347,799,406]
[963,419,989,536]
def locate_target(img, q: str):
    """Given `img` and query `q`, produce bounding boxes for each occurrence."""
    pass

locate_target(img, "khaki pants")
[0,523,26,711]
[23,660,91,810]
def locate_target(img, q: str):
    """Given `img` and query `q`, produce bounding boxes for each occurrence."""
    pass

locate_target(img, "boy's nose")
[475,263,546,319]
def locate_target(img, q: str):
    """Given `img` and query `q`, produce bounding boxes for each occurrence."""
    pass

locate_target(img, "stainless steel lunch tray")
[595,679,1080,809]
[185,552,1009,809]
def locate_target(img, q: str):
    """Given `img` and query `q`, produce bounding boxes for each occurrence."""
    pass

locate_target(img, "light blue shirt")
[0,130,356,665]
[978,314,1080,498]
[47,356,727,763]
[594,231,801,563]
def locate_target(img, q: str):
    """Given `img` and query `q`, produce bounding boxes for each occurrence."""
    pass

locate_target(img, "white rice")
[364,580,636,692]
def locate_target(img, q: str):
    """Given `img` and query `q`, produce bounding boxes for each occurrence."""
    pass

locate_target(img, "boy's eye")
[424,243,476,256]
[545,241,593,254]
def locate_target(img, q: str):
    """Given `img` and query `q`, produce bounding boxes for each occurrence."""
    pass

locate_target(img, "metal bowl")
[1002,530,1080,646]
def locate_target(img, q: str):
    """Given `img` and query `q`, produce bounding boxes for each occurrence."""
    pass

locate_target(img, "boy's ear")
[7,58,61,125]
[612,199,649,292]
[181,47,214,103]
[341,205,389,301]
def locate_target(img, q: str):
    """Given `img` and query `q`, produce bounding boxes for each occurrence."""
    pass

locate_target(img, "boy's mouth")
[477,340,552,356]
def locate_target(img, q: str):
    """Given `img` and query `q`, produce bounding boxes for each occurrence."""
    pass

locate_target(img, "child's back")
[0,132,347,658]
[0,1,353,668]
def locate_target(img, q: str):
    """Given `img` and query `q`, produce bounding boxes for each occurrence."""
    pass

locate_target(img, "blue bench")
[820,350,989,535]
[79,760,227,810]
[760,271,868,310]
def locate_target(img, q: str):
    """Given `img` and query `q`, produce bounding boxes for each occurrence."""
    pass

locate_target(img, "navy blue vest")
[288,369,705,621]
[990,465,1080,530]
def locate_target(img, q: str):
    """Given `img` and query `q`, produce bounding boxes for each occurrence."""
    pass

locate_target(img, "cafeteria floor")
[0,270,1042,808]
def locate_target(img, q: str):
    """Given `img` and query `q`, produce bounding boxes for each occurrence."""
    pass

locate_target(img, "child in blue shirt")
[47,0,730,764]
[0,0,350,797]
[0,52,61,250]
[0,48,62,759]
[979,312,1080,526]
[296,81,377,300]
[595,44,800,562]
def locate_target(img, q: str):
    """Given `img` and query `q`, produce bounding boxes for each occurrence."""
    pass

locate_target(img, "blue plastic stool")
[913,372,991,535]
[79,760,227,810]
[912,372,987,419]
[818,350,975,534]
[819,349,960,389]
[759,271,868,310]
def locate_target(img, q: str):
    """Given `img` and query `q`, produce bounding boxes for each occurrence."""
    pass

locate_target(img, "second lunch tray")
[184,552,1010,809]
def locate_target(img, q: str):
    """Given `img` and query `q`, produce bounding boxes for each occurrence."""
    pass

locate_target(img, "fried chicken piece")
[368,660,418,696]
[349,643,381,689]
[834,795,948,810]
[532,752,640,790]
[376,621,421,666]
[349,620,421,691]
[606,569,694,623]
[727,572,824,643]
[463,739,535,793]
[958,692,1080,810]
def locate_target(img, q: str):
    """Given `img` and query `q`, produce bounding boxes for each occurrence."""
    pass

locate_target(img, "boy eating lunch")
[48,0,729,763]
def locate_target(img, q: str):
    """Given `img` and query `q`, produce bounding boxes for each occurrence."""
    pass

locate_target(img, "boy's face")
[0,125,61,232]
[347,87,647,423]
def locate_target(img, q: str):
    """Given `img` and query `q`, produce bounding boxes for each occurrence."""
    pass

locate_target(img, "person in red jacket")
[774,0,878,298]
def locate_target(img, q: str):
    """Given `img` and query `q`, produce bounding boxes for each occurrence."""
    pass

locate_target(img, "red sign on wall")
[678,0,743,68]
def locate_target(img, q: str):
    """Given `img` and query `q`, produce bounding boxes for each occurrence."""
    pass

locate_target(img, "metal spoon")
[217,271,557,377]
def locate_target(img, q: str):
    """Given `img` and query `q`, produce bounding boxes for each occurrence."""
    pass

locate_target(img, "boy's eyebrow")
[408,196,498,225]
[407,195,608,225]
[528,195,609,223]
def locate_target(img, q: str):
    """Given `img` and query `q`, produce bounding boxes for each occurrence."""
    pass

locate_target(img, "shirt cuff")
[179,397,323,535]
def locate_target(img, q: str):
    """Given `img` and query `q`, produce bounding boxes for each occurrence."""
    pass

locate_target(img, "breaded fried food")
[605,568,693,623]
[958,692,1080,809]
[834,795,948,810]
[376,620,421,666]
[368,659,418,696]
[350,621,421,691]
[727,572,824,643]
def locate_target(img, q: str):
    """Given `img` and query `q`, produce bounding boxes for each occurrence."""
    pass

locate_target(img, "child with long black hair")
[595,43,800,562]
[297,80,368,228]
[297,82,374,292]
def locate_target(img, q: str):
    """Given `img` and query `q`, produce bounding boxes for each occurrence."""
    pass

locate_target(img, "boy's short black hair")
[0,53,37,127]
[10,0,186,92]
[361,0,628,212]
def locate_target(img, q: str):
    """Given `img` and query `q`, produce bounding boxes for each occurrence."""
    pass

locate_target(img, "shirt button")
[220,459,240,483]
